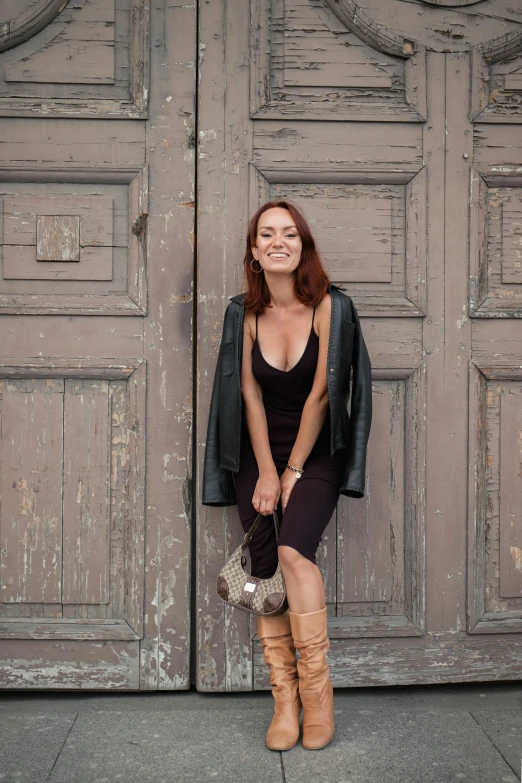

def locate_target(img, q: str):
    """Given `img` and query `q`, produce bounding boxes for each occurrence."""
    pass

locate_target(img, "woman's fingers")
[252,498,272,514]
[252,495,276,515]
[252,471,285,514]
[252,473,282,515]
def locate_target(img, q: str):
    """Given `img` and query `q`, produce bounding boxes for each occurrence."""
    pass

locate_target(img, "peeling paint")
[511,547,522,573]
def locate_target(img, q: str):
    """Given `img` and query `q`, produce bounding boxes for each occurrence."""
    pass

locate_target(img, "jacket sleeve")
[344,299,372,498]
[201,324,237,507]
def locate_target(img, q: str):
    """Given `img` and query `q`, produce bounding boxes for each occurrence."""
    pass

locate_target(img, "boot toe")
[301,715,335,749]
[266,725,300,750]
[302,731,334,750]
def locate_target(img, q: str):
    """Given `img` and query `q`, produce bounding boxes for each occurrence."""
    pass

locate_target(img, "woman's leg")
[276,472,339,612]
[278,546,325,612]
[275,471,339,749]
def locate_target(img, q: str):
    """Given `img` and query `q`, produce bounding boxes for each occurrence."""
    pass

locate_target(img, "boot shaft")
[287,606,335,750]
[257,610,292,640]
[257,611,302,751]
[288,606,328,644]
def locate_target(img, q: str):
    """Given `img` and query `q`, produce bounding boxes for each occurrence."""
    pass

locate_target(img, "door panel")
[0,167,147,313]
[0,1,196,688]
[0,0,148,117]
[197,0,522,690]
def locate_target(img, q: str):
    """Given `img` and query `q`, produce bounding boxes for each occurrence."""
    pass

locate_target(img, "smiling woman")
[215,198,372,752]
[236,201,341,577]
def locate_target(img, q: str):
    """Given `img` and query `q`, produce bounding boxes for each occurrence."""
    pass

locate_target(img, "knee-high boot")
[288,606,335,750]
[257,611,302,751]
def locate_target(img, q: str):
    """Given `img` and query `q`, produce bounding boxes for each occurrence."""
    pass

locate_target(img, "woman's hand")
[280,467,300,513]
[252,469,281,515]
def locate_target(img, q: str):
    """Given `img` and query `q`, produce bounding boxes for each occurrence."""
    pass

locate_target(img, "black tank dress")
[232,304,344,577]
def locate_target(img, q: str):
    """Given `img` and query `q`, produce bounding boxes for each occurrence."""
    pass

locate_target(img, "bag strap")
[242,509,280,548]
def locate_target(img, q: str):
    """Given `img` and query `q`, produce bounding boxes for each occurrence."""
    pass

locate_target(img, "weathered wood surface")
[197,0,255,692]
[0,640,140,688]
[0,1,67,53]
[62,379,111,606]
[0,0,149,117]
[426,52,469,638]
[37,215,81,262]
[325,0,522,54]
[1,379,64,605]
[0,164,148,312]
[1,0,521,691]
[0,0,194,690]
[0,327,143,359]
[251,0,426,120]
[197,1,522,693]
[0,367,146,635]
[250,167,428,316]
[0,618,141,641]
[0,120,144,163]
[254,633,522,688]
[139,0,196,690]
[0,359,143,379]
[4,0,115,85]
[498,387,522,599]
[5,195,113,248]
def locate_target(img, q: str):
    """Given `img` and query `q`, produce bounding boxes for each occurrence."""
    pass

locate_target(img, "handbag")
[216,510,288,616]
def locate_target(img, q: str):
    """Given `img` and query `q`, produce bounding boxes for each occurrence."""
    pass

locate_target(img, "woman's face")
[252,207,303,274]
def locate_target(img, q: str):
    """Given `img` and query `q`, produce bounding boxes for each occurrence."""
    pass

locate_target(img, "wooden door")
[0,1,196,689]
[196,0,522,690]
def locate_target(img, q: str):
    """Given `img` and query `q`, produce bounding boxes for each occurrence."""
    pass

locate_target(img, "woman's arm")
[286,293,331,470]
[241,312,281,514]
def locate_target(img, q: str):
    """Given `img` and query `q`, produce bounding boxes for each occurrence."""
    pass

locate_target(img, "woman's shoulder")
[243,309,256,341]
[317,290,332,312]
[318,286,351,312]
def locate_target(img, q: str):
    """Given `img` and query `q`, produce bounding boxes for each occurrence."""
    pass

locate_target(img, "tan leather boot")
[257,611,302,751]
[288,606,334,750]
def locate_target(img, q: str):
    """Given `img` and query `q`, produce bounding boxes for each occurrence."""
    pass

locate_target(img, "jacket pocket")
[220,341,235,376]
[340,319,355,361]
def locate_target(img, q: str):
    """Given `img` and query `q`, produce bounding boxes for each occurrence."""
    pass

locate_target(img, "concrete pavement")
[1,681,521,783]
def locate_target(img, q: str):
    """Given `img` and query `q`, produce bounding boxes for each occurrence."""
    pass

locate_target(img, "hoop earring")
[250,257,263,274]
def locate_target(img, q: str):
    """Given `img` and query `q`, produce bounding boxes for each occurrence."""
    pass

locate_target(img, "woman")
[203,199,372,752]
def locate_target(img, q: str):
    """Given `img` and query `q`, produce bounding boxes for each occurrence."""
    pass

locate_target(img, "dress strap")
[255,311,258,341]
[311,305,316,331]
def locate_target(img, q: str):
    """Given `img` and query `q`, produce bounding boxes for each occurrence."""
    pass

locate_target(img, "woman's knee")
[277,544,314,571]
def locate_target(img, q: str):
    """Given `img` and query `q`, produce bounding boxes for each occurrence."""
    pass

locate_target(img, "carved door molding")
[0,1,69,52]
[0,0,149,118]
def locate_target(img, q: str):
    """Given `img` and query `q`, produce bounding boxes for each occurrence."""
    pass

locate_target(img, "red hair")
[242,200,331,315]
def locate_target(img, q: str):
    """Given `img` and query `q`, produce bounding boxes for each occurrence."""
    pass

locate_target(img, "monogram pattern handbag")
[216,510,288,615]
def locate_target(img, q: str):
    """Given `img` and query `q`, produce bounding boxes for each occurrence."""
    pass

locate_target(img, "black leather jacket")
[202,283,372,506]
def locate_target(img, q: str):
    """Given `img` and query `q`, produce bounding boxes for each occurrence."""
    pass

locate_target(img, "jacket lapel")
[229,292,247,303]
